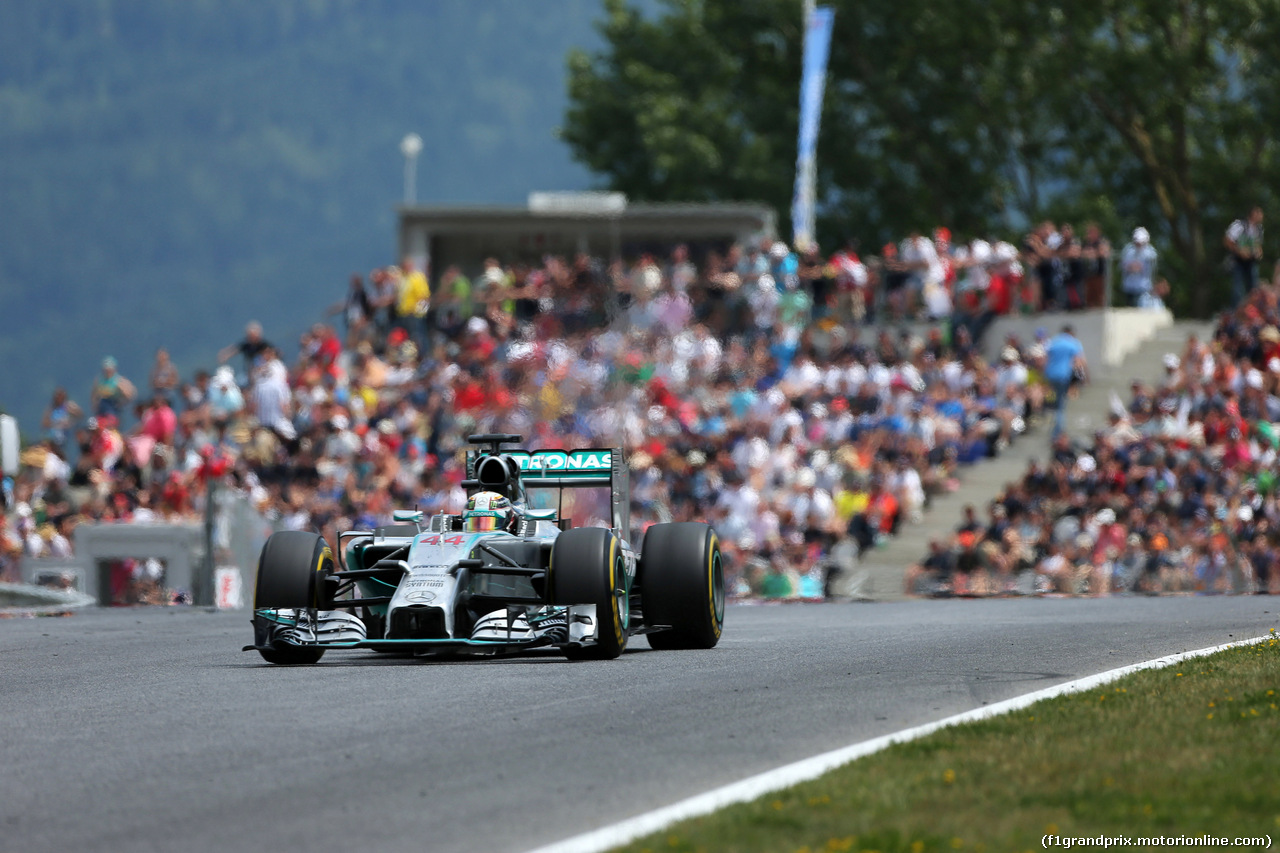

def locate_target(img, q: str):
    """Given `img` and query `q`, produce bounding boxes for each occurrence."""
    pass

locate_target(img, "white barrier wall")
[888,307,1173,375]
[981,307,1173,372]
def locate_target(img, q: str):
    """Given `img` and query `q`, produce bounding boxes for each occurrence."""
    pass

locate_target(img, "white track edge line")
[524,632,1276,853]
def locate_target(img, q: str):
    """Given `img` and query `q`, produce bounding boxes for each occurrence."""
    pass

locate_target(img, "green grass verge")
[616,633,1280,853]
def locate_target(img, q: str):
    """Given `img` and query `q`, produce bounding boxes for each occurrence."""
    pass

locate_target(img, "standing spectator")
[924,227,956,319]
[1080,222,1111,308]
[829,239,869,323]
[900,229,941,319]
[879,242,911,321]
[434,265,473,338]
[953,238,988,314]
[981,242,1022,320]
[797,244,828,320]
[307,323,342,381]
[1224,206,1264,306]
[476,257,510,310]
[139,392,177,448]
[182,369,211,413]
[218,320,273,378]
[768,241,799,291]
[249,346,295,442]
[777,272,813,334]
[702,251,741,329]
[90,357,136,419]
[368,267,398,335]
[747,270,780,340]
[207,366,245,426]
[148,347,180,402]
[1045,324,1087,440]
[1025,221,1061,311]
[396,258,431,348]
[42,388,82,452]
[1057,223,1084,310]
[333,273,372,348]
[87,414,125,473]
[1120,227,1157,307]
[667,243,697,294]
[654,280,694,337]
[738,241,769,292]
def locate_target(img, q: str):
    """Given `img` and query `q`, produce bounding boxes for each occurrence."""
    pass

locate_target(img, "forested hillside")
[0,1,602,432]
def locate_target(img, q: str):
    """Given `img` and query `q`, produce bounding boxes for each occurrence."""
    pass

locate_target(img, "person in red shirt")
[865,480,901,536]
[1259,325,1280,365]
[475,366,516,414]
[1222,427,1253,469]
[140,393,177,447]
[933,226,956,291]
[453,373,487,412]
[986,272,1011,315]
[89,415,125,472]
[984,242,1023,315]
[462,316,497,362]
[828,239,869,322]
[312,323,343,379]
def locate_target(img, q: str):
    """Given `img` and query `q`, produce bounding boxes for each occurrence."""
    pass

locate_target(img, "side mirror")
[393,510,424,524]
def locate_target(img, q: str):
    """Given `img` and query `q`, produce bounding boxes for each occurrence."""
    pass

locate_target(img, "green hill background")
[0,0,612,435]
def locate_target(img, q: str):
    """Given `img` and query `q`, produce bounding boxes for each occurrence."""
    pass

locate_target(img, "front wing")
[243,605,637,656]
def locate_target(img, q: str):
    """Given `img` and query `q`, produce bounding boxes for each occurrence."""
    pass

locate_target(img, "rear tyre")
[254,531,331,665]
[549,527,628,660]
[640,522,724,650]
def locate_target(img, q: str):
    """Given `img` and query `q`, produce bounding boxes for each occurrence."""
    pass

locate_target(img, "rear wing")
[465,446,630,536]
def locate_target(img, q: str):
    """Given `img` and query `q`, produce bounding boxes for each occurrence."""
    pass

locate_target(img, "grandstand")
[5,223,1271,606]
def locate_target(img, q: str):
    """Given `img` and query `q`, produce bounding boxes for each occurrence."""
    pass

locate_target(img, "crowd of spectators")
[0,220,1257,603]
[763,225,1075,327]
[881,221,1119,321]
[905,283,1280,597]
[0,231,1057,598]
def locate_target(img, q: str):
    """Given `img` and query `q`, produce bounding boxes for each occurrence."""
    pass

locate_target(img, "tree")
[819,0,1064,246]
[1039,0,1280,315]
[563,0,802,211]
[563,0,1280,314]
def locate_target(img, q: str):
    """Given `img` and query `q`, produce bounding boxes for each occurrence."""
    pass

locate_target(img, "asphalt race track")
[3,598,1276,853]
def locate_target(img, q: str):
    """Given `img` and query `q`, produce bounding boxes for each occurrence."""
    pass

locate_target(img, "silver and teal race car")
[244,434,725,664]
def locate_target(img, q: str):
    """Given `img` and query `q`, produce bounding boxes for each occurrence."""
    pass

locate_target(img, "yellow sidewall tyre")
[640,522,724,650]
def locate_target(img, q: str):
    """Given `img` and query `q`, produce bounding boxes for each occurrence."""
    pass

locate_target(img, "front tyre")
[253,531,331,665]
[256,640,324,666]
[640,522,724,650]
[549,527,628,660]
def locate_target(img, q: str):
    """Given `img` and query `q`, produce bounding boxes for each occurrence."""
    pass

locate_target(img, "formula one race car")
[244,434,725,664]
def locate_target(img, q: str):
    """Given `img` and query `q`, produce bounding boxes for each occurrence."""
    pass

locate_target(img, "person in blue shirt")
[769,241,799,290]
[1044,324,1088,440]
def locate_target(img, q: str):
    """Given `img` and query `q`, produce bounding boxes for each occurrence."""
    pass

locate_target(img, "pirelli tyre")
[253,530,332,665]
[549,527,628,660]
[640,522,724,650]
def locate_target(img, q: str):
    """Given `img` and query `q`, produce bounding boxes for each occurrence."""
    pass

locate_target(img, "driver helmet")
[463,491,513,532]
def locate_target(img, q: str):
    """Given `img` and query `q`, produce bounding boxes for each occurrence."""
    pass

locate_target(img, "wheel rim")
[615,554,629,630]
[711,549,725,624]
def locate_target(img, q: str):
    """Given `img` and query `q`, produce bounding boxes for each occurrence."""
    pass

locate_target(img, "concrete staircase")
[847,317,1217,601]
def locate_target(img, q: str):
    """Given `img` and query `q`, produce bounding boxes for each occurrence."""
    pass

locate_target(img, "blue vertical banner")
[791,5,834,251]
